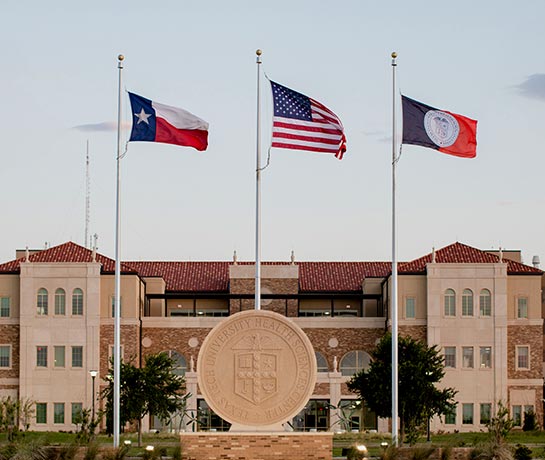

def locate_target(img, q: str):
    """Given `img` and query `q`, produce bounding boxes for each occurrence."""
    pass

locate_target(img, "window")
[444,407,456,425]
[405,297,416,318]
[71,403,83,424]
[480,403,491,424]
[444,347,456,368]
[54,403,65,424]
[517,297,528,319]
[37,346,48,367]
[72,346,83,368]
[0,297,10,317]
[480,289,491,316]
[163,350,187,376]
[480,347,492,368]
[512,405,522,426]
[516,346,529,369]
[462,403,474,424]
[37,288,48,315]
[462,289,473,316]
[54,346,65,367]
[462,347,474,368]
[111,296,122,317]
[72,288,83,315]
[291,399,330,431]
[36,403,47,424]
[340,351,371,376]
[0,345,11,367]
[316,352,328,372]
[444,289,456,316]
[55,289,66,315]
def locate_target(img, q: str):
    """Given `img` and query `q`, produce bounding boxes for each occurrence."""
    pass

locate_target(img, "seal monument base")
[181,310,332,459]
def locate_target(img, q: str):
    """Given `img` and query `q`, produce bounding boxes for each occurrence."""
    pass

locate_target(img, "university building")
[0,241,542,433]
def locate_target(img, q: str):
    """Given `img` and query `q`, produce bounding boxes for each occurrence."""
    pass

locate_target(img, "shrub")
[514,445,532,460]
[522,411,537,432]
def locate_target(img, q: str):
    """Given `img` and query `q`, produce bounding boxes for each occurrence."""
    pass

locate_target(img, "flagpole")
[390,51,399,447]
[113,53,124,448]
[255,49,262,311]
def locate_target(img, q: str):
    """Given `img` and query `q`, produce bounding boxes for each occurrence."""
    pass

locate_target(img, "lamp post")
[89,370,98,421]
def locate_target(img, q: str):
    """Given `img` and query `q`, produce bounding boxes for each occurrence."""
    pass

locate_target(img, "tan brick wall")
[314,382,330,395]
[0,325,19,378]
[141,327,211,364]
[99,324,140,376]
[399,325,427,343]
[180,432,332,460]
[507,325,543,379]
[303,328,384,372]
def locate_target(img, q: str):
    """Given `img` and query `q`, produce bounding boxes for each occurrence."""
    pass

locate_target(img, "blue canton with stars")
[128,92,157,142]
[271,81,312,121]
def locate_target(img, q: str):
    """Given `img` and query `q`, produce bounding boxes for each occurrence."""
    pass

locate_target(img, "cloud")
[72,121,131,132]
[514,74,545,100]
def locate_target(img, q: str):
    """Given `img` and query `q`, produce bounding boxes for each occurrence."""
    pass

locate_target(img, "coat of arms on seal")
[234,333,280,404]
[424,110,460,147]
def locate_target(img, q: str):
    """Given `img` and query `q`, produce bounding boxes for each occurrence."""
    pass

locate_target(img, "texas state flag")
[128,92,209,151]
[401,95,477,158]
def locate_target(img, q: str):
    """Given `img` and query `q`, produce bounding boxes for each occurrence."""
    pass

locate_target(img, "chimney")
[532,255,540,268]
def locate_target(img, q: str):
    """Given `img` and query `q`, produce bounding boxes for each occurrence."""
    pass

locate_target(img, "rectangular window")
[517,297,528,319]
[37,346,48,367]
[513,405,522,426]
[480,403,492,424]
[462,347,474,368]
[444,291,455,316]
[71,403,83,424]
[405,297,416,319]
[72,290,83,315]
[444,347,456,368]
[0,345,11,367]
[445,408,456,425]
[0,297,10,317]
[54,403,65,424]
[462,403,474,424]
[516,346,529,369]
[480,347,492,368]
[36,403,47,424]
[71,346,83,368]
[54,346,65,367]
[111,296,122,318]
[55,291,65,315]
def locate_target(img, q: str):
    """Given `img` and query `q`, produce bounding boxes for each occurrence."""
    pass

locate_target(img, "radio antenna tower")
[85,140,91,248]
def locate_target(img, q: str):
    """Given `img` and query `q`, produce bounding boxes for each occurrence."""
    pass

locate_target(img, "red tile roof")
[299,262,391,292]
[399,242,543,275]
[126,261,230,292]
[0,242,540,293]
[0,242,136,274]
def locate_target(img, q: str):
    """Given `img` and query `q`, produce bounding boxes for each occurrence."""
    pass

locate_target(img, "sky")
[1,1,544,265]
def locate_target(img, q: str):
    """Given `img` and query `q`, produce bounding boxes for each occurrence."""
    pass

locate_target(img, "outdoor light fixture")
[89,370,98,423]
[380,442,389,448]
[356,444,367,452]
[145,446,154,452]
[124,440,132,446]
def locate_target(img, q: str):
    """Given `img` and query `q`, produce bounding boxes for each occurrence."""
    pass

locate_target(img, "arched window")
[479,289,491,316]
[72,288,84,315]
[315,352,328,372]
[37,288,48,315]
[340,350,371,377]
[163,350,187,376]
[444,289,456,316]
[55,288,66,315]
[462,289,474,316]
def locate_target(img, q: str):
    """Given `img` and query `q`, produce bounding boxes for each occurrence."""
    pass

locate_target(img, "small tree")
[102,352,186,446]
[347,333,457,444]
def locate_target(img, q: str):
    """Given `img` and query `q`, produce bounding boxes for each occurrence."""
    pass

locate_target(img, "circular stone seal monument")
[197,310,317,431]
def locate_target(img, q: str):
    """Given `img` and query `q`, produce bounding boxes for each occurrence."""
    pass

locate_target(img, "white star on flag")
[135,108,152,125]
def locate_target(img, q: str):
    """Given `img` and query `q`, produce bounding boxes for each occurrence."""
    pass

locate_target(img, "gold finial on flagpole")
[391,51,397,59]
[256,49,262,56]
[118,54,124,62]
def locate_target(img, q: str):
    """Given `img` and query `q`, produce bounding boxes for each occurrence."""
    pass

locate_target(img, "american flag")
[270,80,346,160]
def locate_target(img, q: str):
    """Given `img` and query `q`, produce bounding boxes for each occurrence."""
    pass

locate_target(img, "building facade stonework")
[0,241,543,433]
